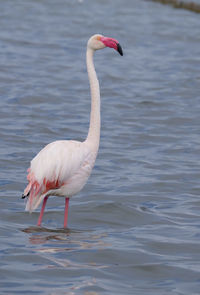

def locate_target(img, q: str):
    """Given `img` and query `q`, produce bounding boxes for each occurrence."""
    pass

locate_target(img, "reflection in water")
[22,226,71,244]
[40,254,108,270]
[22,226,72,234]
[21,226,109,295]
[49,278,99,295]
[22,226,110,251]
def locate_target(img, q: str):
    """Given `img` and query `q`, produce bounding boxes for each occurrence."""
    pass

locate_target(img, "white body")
[25,140,98,211]
[23,34,122,213]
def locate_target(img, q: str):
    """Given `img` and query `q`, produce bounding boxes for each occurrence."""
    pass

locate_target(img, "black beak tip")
[117,43,123,56]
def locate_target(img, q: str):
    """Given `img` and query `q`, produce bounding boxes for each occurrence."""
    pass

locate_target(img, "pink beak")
[100,37,123,56]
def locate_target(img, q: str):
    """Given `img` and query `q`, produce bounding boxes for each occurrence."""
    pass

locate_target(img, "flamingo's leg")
[37,196,48,226]
[64,197,69,228]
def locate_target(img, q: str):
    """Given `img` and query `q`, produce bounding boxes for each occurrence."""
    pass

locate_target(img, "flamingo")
[22,34,123,228]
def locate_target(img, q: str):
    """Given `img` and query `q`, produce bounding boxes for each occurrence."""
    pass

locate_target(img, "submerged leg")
[64,197,69,228]
[37,196,48,226]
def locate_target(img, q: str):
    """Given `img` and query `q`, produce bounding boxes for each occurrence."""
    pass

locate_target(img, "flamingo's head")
[87,34,123,56]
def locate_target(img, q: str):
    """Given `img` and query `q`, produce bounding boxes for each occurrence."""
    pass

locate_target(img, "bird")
[22,34,123,228]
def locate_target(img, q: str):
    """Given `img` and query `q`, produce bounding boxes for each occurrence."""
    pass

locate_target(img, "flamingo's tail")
[23,169,44,213]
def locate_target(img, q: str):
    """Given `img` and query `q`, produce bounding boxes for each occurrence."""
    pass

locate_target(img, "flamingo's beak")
[100,37,123,56]
[117,43,123,56]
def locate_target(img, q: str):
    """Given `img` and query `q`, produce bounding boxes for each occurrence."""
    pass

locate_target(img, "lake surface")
[0,0,200,294]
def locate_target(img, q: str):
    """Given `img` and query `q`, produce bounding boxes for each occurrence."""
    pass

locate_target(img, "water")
[0,0,200,294]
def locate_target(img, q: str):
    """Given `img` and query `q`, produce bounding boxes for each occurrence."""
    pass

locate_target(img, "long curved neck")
[85,47,100,152]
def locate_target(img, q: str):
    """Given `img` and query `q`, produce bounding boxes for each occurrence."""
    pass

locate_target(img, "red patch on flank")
[43,177,61,194]
[24,168,64,211]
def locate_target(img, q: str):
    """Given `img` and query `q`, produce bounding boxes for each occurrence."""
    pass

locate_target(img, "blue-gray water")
[1,0,200,294]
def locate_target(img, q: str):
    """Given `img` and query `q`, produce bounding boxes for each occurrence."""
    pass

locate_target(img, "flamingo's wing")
[24,140,94,212]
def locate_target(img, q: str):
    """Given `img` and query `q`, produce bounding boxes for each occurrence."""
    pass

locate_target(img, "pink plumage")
[23,34,123,228]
